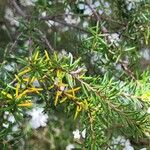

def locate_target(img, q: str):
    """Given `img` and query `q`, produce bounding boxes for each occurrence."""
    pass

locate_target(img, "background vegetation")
[0,0,150,149]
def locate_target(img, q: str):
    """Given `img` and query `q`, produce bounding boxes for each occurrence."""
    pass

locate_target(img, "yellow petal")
[31,76,36,83]
[18,102,32,107]
[64,93,77,100]
[44,50,50,60]
[17,88,43,99]
[18,67,31,76]
[48,85,54,90]
[2,91,13,99]
[60,97,67,103]
[15,74,21,82]
[141,91,150,101]
[67,87,81,94]
[58,83,68,87]
[54,91,62,106]
[74,105,82,119]
[29,87,43,91]
[57,69,60,77]
[16,83,20,98]
[23,78,29,82]
[17,90,28,99]
[23,77,35,83]
[34,51,39,61]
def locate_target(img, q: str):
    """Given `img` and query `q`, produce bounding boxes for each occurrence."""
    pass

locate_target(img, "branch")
[10,0,55,53]
[34,28,54,52]
[85,0,108,34]
[40,16,90,34]
[10,0,26,17]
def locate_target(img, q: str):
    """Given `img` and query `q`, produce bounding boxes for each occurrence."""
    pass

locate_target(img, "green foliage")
[0,49,150,149]
[0,0,150,149]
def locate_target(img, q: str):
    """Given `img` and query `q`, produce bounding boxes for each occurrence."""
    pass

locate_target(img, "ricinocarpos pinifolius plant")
[0,49,150,149]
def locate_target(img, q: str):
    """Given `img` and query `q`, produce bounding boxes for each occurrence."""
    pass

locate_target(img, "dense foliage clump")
[0,0,150,149]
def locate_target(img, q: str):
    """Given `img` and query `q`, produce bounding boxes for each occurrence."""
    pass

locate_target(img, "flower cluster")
[72,129,86,139]
[27,107,48,129]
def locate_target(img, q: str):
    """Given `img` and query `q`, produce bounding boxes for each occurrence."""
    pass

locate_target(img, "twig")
[8,32,23,52]
[85,0,108,34]
[119,60,137,80]
[34,28,54,52]
[40,16,89,33]
[10,0,26,17]
[33,130,52,145]
[10,0,55,53]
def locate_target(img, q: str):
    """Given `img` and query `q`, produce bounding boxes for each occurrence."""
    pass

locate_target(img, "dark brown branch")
[40,16,90,34]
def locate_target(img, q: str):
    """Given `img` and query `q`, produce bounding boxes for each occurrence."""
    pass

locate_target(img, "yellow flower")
[16,87,43,99]
[54,85,81,106]
[18,101,32,107]
[2,82,43,107]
